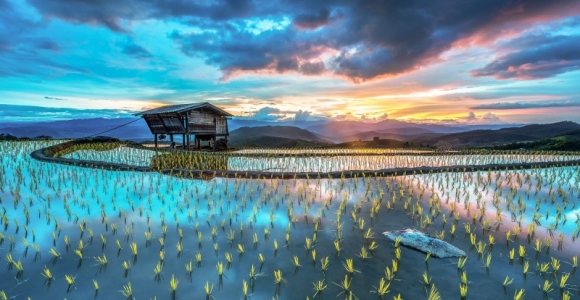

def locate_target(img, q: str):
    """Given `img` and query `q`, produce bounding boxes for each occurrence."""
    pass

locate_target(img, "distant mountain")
[229,126,330,144]
[306,119,516,138]
[0,118,152,140]
[228,136,330,148]
[376,127,434,135]
[487,129,580,151]
[335,139,411,148]
[415,121,580,148]
[334,128,438,143]
[228,119,328,131]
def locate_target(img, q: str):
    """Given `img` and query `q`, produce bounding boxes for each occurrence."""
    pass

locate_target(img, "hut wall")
[188,112,217,133]
[216,116,227,135]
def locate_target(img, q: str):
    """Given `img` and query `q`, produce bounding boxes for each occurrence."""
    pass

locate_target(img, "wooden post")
[154,134,158,148]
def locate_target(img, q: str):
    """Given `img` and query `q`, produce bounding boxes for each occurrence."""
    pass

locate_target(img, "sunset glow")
[1,0,579,124]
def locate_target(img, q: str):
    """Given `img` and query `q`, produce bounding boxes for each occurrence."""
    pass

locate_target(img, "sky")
[0,0,580,124]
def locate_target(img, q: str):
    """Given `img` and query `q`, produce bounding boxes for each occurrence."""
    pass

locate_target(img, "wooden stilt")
[154,134,158,148]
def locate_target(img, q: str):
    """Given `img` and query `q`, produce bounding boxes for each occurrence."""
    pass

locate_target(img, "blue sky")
[1,0,579,124]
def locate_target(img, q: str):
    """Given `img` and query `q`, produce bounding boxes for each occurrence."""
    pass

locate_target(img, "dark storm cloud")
[26,0,580,81]
[26,0,267,32]
[293,8,331,29]
[471,34,580,80]
[0,0,39,52]
[471,100,580,110]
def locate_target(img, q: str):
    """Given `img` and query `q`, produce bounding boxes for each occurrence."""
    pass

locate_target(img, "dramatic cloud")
[293,8,331,30]
[471,100,580,110]
[472,34,580,79]
[25,0,580,82]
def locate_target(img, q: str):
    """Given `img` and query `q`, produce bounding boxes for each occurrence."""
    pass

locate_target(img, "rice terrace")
[2,127,580,299]
[2,0,580,299]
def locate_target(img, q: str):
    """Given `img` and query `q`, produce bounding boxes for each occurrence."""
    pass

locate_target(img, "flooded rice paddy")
[2,141,580,299]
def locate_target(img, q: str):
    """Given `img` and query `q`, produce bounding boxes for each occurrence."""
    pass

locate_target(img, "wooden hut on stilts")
[135,102,233,150]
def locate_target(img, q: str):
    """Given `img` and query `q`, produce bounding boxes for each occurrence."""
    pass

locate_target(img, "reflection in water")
[403,166,580,243]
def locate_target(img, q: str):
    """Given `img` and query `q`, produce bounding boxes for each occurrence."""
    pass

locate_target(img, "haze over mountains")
[2,117,579,149]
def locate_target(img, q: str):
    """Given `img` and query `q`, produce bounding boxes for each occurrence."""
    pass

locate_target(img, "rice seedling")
[559,273,570,289]
[312,280,327,297]
[538,262,550,275]
[551,257,561,273]
[196,253,202,267]
[241,279,251,299]
[41,265,53,282]
[540,279,553,295]
[153,261,163,281]
[334,239,341,256]
[65,274,75,292]
[185,260,194,276]
[204,281,214,300]
[422,271,432,286]
[74,248,83,260]
[394,247,401,261]
[170,274,179,297]
[459,283,468,299]
[176,241,183,257]
[426,284,441,300]
[49,247,60,260]
[130,241,138,256]
[518,245,525,260]
[94,254,108,268]
[503,276,513,290]
[343,258,360,275]
[457,256,467,270]
[333,275,356,300]
[562,291,572,300]
[121,282,133,299]
[484,253,492,269]
[93,279,99,292]
[122,260,131,277]
[368,241,378,253]
[216,261,225,278]
[291,255,302,271]
[357,246,370,260]
[14,259,24,277]
[273,269,284,285]
[509,248,515,262]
